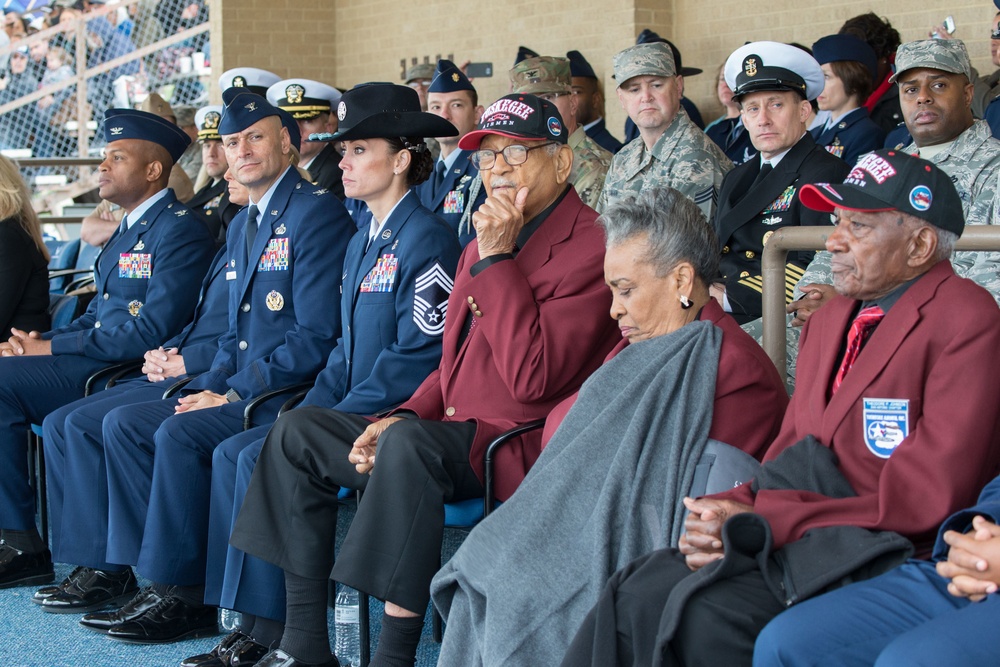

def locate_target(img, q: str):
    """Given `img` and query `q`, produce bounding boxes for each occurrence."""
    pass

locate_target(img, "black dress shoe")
[79,586,161,633]
[106,595,218,644]
[32,565,89,604]
[41,566,137,613]
[180,630,247,666]
[0,541,54,589]
[255,649,340,667]
[180,631,270,667]
[229,636,271,666]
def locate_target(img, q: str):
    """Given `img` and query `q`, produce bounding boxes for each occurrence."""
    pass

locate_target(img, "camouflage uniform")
[509,55,613,209]
[598,42,732,218]
[568,126,612,209]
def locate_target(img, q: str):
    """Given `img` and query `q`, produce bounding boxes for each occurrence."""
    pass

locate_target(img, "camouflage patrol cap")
[889,39,973,83]
[405,63,436,84]
[613,42,676,85]
[509,56,572,95]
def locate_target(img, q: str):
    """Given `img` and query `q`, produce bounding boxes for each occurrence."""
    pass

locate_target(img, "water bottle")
[219,608,242,633]
[334,584,362,667]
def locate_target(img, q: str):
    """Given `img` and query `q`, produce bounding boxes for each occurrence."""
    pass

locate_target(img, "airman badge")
[275,223,287,235]
[286,83,305,104]
[266,290,284,311]
[863,398,909,458]
[232,75,247,87]
[762,215,783,225]
[413,263,454,336]
[127,300,143,317]
[133,240,145,251]
[743,55,759,77]
[338,101,347,121]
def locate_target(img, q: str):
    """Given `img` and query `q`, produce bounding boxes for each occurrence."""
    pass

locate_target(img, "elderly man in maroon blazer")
[560,149,1000,667]
[228,93,620,667]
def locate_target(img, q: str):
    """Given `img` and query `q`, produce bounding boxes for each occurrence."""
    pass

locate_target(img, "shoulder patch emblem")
[413,263,454,337]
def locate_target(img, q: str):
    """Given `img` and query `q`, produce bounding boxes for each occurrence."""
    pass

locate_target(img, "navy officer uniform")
[414,60,486,247]
[87,89,354,642]
[567,50,624,155]
[198,85,460,649]
[39,245,231,600]
[715,42,850,324]
[187,106,241,244]
[810,35,886,166]
[267,78,346,200]
[0,108,213,567]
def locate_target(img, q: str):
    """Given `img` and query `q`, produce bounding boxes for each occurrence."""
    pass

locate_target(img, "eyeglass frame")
[468,141,558,170]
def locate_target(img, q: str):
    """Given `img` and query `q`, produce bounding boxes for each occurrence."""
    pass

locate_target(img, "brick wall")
[211,0,996,138]
[209,0,338,103]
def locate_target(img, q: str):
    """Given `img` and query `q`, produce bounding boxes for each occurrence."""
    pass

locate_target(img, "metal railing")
[761,226,1000,375]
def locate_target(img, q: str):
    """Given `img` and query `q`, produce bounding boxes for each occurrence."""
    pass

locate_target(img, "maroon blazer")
[538,299,788,465]
[721,261,1000,557]
[399,188,620,501]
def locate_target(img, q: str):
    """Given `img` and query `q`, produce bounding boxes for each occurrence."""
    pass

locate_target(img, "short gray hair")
[598,187,720,283]
[935,228,958,260]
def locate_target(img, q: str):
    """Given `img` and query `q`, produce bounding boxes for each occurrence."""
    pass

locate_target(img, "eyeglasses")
[469,142,556,170]
[407,80,430,89]
[537,92,570,102]
[992,26,1000,39]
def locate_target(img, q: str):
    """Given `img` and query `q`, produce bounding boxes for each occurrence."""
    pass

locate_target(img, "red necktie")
[832,305,884,394]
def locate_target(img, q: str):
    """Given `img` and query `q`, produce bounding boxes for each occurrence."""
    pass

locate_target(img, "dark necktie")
[832,305,884,393]
[245,205,259,264]
[433,160,447,198]
[750,162,772,191]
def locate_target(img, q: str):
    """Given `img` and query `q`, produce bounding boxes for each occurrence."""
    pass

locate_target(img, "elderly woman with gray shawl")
[430,187,789,667]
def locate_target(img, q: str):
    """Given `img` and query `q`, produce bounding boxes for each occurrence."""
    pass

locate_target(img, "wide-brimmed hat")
[321,83,457,142]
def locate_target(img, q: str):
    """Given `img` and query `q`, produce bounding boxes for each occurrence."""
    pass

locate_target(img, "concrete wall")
[211,0,996,137]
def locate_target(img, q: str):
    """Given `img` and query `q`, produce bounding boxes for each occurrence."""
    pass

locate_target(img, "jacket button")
[474,310,482,317]
[239,341,248,350]
[722,246,729,254]
[241,303,250,312]
[445,407,456,417]
[745,251,755,259]
[467,296,474,304]
[103,293,109,300]
[94,321,101,328]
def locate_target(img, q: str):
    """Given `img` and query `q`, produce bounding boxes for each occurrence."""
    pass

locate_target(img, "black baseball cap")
[458,94,568,150]
[800,149,964,237]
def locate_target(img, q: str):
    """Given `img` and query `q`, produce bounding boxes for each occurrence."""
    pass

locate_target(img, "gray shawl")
[431,320,722,667]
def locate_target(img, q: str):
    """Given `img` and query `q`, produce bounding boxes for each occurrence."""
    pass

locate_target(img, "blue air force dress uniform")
[810,35,886,166]
[412,60,485,248]
[567,50,624,155]
[187,105,240,244]
[42,245,231,573]
[97,89,355,592]
[267,78,347,200]
[0,109,214,533]
[715,42,851,324]
[204,82,463,622]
